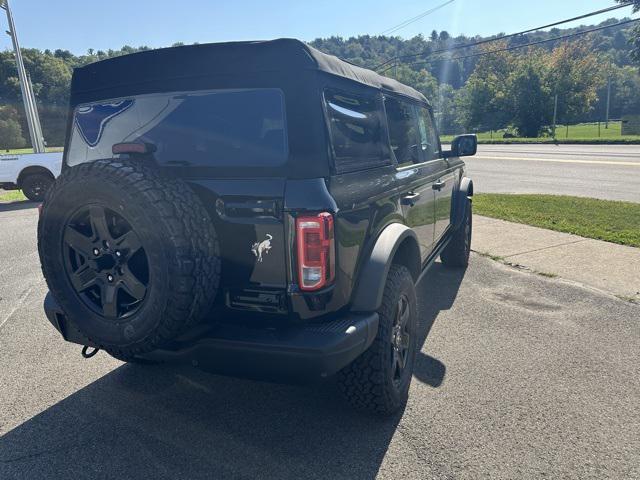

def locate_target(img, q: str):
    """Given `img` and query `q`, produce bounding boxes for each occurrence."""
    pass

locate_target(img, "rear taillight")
[296,212,335,291]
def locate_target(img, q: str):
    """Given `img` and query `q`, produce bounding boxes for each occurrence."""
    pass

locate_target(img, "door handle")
[432,180,446,191]
[401,192,421,206]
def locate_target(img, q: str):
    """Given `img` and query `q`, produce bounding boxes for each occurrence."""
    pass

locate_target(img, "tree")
[547,42,605,128]
[617,0,640,62]
[457,43,515,132]
[0,106,26,149]
[433,83,462,134]
[509,56,550,137]
[388,65,438,100]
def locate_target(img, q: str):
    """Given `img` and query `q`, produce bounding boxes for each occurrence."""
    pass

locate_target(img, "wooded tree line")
[312,18,640,136]
[0,17,638,148]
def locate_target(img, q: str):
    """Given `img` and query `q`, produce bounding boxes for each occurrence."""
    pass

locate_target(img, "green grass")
[0,147,63,155]
[473,194,640,248]
[0,190,27,202]
[440,121,640,144]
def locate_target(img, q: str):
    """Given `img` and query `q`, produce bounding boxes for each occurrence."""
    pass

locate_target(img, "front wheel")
[440,199,472,268]
[21,173,54,202]
[338,264,418,415]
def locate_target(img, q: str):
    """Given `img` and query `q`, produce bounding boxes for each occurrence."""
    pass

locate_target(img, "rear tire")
[338,264,418,415]
[21,173,54,202]
[441,199,472,268]
[38,159,221,356]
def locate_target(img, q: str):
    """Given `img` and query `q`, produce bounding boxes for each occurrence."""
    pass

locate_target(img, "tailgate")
[189,178,289,314]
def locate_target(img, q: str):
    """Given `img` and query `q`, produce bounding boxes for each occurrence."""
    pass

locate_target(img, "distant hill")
[310,17,637,88]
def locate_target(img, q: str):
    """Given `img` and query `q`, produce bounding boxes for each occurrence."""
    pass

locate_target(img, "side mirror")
[444,134,477,158]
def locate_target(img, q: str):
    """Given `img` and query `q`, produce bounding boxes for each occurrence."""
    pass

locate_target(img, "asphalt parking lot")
[1,202,639,479]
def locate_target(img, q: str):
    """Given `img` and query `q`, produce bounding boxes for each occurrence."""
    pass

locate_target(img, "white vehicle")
[0,151,63,201]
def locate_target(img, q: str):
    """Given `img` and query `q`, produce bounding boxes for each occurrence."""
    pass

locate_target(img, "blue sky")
[1,0,636,54]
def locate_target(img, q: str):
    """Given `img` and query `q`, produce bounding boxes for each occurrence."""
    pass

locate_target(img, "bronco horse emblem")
[251,234,273,263]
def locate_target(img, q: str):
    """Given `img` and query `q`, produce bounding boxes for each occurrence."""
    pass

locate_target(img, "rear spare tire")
[38,159,220,357]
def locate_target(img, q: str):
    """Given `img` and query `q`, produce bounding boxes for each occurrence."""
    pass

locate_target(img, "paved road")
[1,204,639,479]
[465,144,640,202]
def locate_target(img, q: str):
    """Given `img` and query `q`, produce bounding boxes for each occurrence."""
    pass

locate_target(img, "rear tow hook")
[81,345,100,359]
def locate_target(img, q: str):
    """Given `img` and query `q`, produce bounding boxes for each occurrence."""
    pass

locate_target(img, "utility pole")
[1,0,46,152]
[552,93,558,139]
[605,75,611,129]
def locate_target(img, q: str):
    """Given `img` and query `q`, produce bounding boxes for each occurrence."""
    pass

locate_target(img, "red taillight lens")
[296,212,335,291]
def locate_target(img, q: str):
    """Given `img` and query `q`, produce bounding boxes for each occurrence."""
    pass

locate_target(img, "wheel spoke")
[64,227,94,257]
[89,206,112,242]
[120,266,146,301]
[392,348,400,375]
[399,297,410,328]
[114,230,142,257]
[400,332,410,350]
[101,284,118,317]
[69,264,99,292]
[397,348,407,369]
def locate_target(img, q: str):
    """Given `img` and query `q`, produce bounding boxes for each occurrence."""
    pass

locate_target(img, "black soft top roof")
[72,38,428,104]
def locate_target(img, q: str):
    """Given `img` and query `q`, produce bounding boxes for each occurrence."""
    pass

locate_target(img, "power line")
[379,0,455,36]
[379,17,640,74]
[375,2,635,71]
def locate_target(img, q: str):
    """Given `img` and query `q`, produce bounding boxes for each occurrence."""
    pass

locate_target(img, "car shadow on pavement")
[0,263,466,480]
[412,261,467,388]
[0,200,38,212]
[0,365,402,479]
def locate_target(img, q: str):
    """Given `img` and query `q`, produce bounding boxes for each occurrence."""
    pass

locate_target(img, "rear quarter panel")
[327,165,406,307]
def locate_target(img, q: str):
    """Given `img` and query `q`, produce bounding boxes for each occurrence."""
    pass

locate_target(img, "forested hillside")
[0,17,638,147]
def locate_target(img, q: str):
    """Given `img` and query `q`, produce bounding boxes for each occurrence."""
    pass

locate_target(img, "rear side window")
[67,89,288,167]
[417,107,440,161]
[384,96,421,166]
[324,88,388,174]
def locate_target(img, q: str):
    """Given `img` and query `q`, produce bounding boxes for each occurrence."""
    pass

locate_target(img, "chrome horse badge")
[251,234,273,262]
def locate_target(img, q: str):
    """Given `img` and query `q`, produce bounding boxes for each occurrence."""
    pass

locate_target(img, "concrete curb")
[472,215,640,302]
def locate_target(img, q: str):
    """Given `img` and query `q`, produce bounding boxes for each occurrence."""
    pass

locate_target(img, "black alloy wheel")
[22,173,54,201]
[391,293,411,388]
[62,204,149,319]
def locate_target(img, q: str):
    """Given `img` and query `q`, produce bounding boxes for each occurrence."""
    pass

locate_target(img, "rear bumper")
[44,292,379,380]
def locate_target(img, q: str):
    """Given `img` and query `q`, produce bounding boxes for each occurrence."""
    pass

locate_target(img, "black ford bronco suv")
[38,39,475,414]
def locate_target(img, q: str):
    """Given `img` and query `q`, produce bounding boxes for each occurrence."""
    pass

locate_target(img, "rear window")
[384,96,421,166]
[67,89,288,167]
[324,88,388,174]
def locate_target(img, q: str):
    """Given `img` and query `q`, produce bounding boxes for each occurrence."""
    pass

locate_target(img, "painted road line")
[472,155,640,167]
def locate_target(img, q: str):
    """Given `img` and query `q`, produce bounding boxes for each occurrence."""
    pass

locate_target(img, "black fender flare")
[350,223,421,312]
[451,177,474,231]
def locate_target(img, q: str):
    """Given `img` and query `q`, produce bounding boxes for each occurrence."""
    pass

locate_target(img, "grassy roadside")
[472,138,640,145]
[0,190,27,202]
[473,194,640,248]
[440,121,640,144]
[440,137,640,145]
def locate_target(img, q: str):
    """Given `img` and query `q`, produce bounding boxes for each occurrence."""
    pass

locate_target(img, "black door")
[415,106,454,244]
[384,95,437,261]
